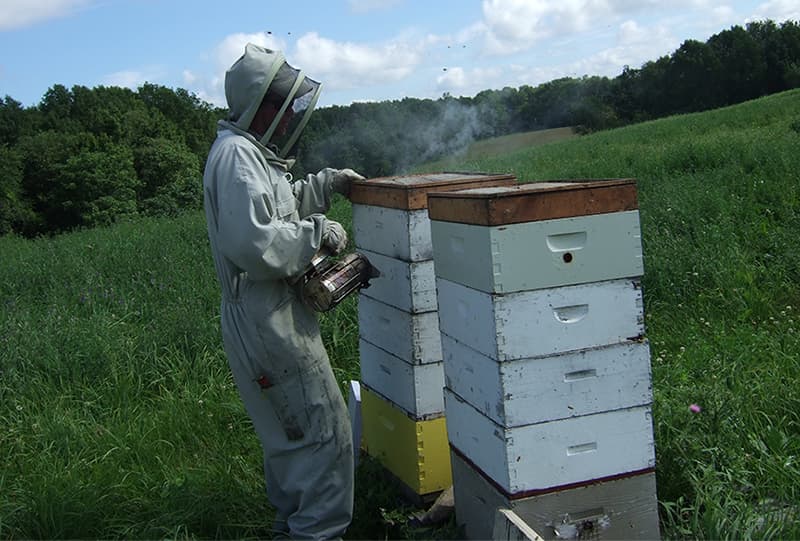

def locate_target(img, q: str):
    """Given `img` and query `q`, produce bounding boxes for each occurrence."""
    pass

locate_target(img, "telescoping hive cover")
[350,172,517,210]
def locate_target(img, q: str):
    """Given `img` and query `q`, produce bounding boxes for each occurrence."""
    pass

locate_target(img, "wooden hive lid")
[349,171,517,210]
[427,178,638,225]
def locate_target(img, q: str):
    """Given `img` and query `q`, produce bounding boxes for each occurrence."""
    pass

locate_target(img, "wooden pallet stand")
[494,508,545,541]
[451,448,660,541]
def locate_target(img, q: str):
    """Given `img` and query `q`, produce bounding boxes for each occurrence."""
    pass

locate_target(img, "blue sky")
[1,0,798,109]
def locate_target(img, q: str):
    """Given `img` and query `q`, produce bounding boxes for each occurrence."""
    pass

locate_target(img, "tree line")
[1,19,798,237]
[0,83,222,236]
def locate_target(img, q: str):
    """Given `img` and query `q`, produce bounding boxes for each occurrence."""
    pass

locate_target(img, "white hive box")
[430,211,642,294]
[442,334,653,426]
[352,205,432,262]
[359,339,445,418]
[427,180,642,293]
[351,172,517,262]
[445,389,656,494]
[436,277,644,362]
[451,450,660,540]
[358,294,442,364]
[357,249,437,313]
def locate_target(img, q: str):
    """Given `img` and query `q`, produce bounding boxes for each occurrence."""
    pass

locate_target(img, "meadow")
[2,88,800,539]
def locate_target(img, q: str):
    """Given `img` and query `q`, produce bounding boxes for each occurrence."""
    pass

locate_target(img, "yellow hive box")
[361,385,452,498]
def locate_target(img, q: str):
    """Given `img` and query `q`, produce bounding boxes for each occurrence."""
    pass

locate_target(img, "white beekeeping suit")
[203,43,363,540]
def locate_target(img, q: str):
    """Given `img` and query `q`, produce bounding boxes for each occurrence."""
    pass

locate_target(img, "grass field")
[2,88,800,539]
[424,126,578,169]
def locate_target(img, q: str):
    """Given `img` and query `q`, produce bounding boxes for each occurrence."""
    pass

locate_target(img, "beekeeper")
[202,43,364,540]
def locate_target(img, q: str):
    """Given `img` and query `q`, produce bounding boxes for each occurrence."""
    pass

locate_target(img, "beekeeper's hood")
[224,43,321,158]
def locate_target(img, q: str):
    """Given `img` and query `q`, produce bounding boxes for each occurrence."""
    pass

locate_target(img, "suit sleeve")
[292,167,337,218]
[214,144,326,280]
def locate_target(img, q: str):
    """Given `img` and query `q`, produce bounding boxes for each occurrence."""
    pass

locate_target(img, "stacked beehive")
[428,180,661,539]
[350,172,517,502]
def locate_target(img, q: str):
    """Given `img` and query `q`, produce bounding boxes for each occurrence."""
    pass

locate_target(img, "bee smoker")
[299,251,381,312]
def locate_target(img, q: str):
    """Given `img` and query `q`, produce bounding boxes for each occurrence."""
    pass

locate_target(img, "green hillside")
[2,89,799,539]
[423,126,579,169]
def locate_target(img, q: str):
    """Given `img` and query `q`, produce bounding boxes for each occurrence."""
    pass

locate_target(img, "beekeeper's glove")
[330,168,365,198]
[322,220,348,255]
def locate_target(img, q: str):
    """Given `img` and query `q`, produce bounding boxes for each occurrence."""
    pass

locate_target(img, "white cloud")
[508,63,571,88]
[213,32,287,74]
[480,0,619,54]
[0,0,92,30]
[101,67,166,90]
[186,0,790,110]
[750,0,800,23]
[618,20,648,46]
[493,19,677,90]
[194,30,425,108]
[195,32,287,107]
[348,0,403,14]
[477,0,731,55]
[182,70,197,85]
[437,67,467,89]
[436,65,505,96]
[614,20,676,60]
[292,32,425,90]
[572,21,677,75]
[195,75,225,108]
[710,5,736,26]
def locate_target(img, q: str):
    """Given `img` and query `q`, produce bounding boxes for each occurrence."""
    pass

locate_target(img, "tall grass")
[1,217,271,539]
[2,88,800,539]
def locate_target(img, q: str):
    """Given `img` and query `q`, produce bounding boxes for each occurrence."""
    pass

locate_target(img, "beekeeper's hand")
[322,220,348,255]
[331,168,365,198]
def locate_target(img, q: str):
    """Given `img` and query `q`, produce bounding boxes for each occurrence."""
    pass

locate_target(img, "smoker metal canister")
[302,252,380,312]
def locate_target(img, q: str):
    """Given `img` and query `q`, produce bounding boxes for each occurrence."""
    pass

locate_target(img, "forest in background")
[1,19,798,237]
